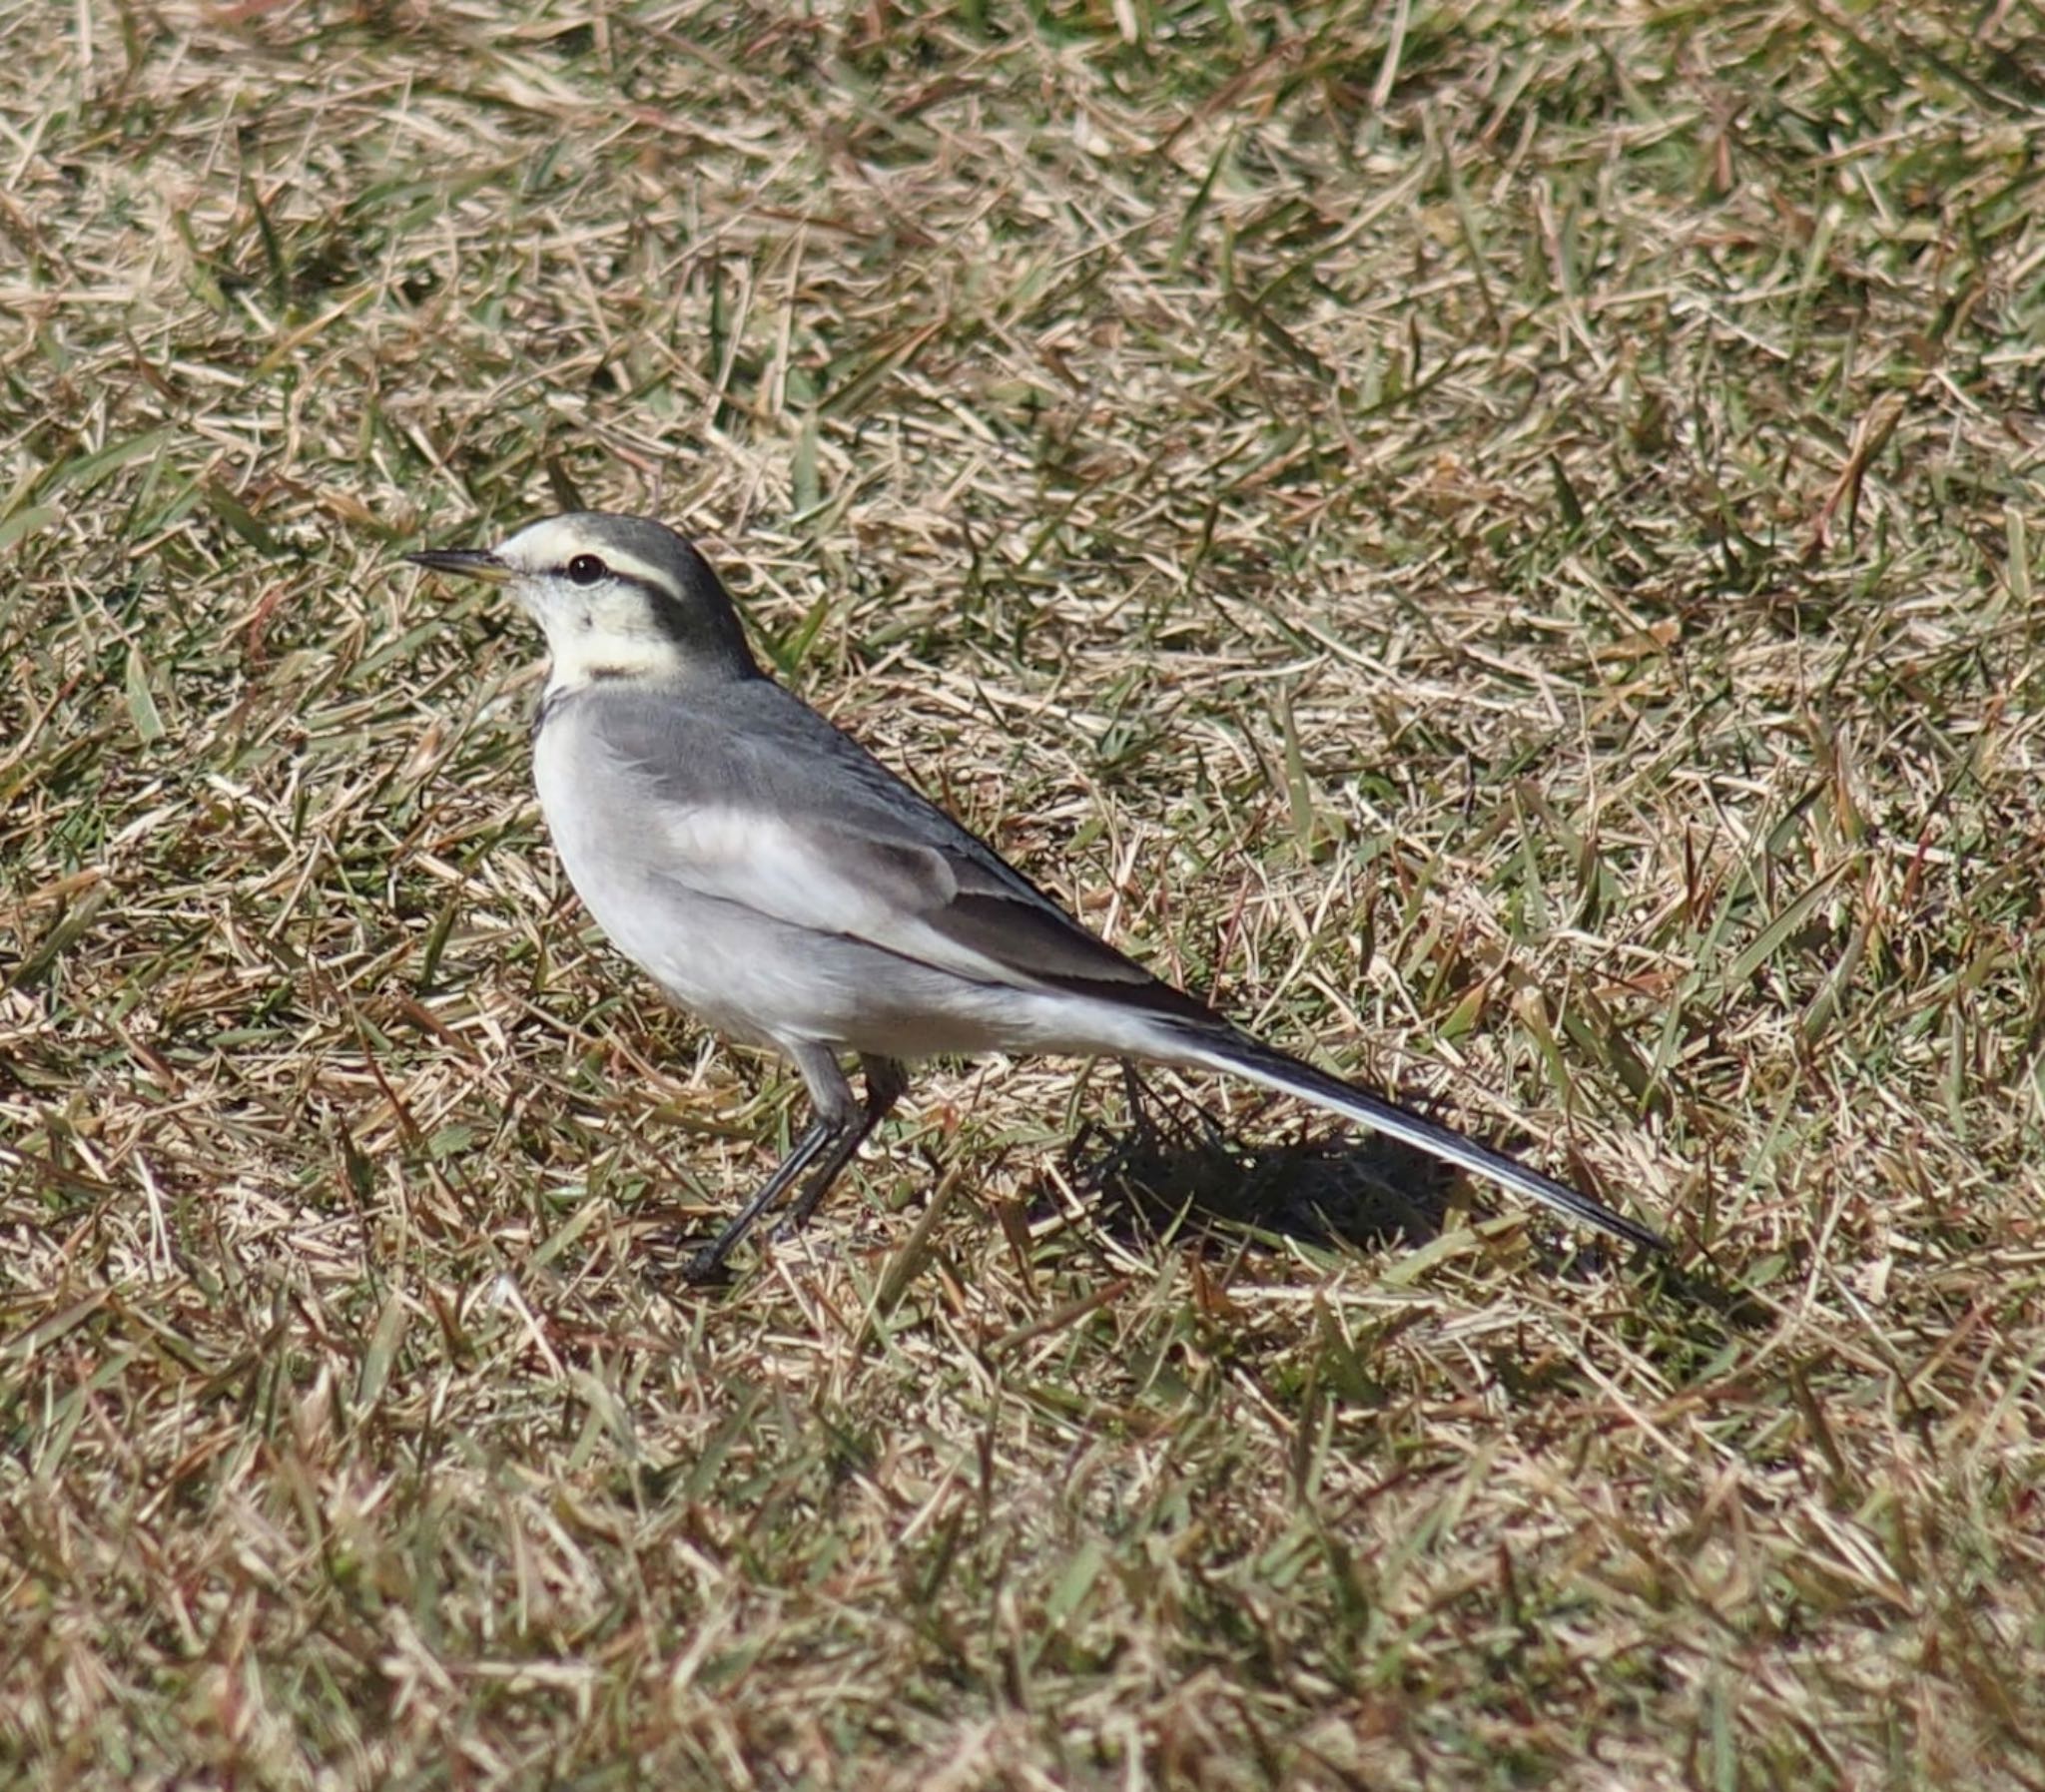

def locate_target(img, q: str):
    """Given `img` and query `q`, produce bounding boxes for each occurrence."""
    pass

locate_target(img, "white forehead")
[496,515,602,572]
[494,515,676,589]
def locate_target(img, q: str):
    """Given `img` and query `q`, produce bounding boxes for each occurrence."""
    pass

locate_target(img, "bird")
[407,512,1666,1281]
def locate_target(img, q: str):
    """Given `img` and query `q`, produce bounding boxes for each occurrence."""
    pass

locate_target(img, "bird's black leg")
[776,1054,909,1238]
[684,1045,861,1284]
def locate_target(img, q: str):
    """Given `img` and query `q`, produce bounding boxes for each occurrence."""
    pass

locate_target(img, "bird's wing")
[584,683,1214,1021]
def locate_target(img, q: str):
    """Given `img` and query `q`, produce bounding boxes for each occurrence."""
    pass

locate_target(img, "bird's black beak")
[405,547,511,584]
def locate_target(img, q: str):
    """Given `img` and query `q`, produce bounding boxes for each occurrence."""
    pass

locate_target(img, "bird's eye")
[566,554,608,585]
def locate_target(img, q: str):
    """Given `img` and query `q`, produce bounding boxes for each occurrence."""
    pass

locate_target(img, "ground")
[3,2,2043,1786]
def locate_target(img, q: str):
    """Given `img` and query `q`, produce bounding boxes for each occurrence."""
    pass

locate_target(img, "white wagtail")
[409,513,1666,1281]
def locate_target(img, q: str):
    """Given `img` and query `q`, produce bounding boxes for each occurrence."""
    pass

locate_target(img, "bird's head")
[408,511,759,691]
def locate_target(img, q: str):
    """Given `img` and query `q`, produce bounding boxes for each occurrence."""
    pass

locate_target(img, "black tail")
[1156,1024,1666,1252]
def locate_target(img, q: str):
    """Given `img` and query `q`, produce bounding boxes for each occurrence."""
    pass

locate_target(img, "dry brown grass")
[4,1,2044,1785]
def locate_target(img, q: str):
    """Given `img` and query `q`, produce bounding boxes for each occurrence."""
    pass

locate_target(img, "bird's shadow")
[1053,1068,1634,1274]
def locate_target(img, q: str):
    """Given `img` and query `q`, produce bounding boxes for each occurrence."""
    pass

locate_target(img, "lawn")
[3,1,2043,1785]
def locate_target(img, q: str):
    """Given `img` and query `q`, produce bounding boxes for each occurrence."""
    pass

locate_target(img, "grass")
[4,0,2045,1784]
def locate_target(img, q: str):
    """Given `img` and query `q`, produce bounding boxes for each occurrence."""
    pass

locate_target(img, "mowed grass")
[4,1,2044,1785]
